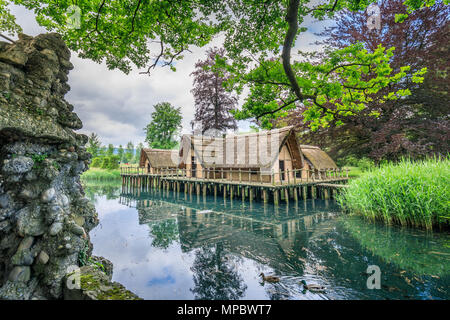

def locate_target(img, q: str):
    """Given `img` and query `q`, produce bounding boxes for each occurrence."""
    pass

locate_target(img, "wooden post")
[324,188,329,200]
[263,189,268,204]
[273,189,279,205]
[293,187,298,202]
[302,186,307,200]
[214,185,217,198]
[249,188,253,203]
[285,188,289,204]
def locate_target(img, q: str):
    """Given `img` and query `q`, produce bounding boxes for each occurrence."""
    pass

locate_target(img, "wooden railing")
[121,166,349,185]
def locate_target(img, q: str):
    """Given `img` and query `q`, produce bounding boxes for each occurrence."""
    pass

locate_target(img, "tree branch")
[282,0,303,101]
[129,0,143,35]
[0,33,15,43]
[256,99,299,119]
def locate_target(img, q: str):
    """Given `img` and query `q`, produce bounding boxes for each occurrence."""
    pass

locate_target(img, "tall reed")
[81,168,121,181]
[338,157,450,230]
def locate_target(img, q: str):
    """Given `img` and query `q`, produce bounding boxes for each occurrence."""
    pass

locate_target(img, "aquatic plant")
[338,157,450,230]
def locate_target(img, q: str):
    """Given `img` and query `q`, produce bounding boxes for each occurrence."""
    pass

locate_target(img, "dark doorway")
[191,156,196,178]
[279,160,285,181]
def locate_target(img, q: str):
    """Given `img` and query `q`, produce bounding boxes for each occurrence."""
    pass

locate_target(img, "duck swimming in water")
[300,280,326,292]
[259,273,280,283]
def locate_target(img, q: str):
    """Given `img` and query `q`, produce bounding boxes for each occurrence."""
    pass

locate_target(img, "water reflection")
[85,183,450,300]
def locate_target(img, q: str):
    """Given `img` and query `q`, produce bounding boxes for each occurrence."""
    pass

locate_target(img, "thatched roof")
[179,126,303,170]
[139,149,179,168]
[300,145,337,169]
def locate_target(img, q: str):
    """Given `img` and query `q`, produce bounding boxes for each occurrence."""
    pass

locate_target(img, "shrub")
[91,157,102,168]
[108,155,120,170]
[338,157,450,230]
[100,157,110,169]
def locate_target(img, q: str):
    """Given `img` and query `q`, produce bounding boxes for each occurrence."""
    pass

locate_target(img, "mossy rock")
[63,265,142,300]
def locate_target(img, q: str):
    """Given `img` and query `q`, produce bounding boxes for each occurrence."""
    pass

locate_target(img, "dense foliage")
[338,157,450,230]
[191,47,238,134]
[284,0,449,162]
[144,102,182,149]
[2,0,444,129]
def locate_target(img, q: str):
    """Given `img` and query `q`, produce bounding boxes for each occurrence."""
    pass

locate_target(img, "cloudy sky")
[8,3,332,147]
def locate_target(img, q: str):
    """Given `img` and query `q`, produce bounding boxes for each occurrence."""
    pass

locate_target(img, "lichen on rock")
[63,265,142,300]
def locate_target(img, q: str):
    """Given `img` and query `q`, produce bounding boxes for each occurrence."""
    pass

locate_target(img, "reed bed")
[81,168,121,181]
[338,157,450,230]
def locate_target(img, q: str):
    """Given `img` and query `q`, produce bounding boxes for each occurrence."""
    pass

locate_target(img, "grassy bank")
[338,157,450,230]
[81,168,121,181]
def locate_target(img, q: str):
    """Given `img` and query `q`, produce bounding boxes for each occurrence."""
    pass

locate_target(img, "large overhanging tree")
[3,0,446,129]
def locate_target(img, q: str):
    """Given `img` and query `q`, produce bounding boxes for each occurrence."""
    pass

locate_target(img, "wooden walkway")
[121,170,349,205]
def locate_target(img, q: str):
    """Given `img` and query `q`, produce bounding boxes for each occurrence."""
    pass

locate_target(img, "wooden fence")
[120,166,349,186]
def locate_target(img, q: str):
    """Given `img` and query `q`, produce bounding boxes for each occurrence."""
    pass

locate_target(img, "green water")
[84,182,450,300]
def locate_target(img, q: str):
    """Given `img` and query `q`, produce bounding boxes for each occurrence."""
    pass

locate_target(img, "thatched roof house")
[138,128,338,181]
[178,126,309,182]
[300,145,337,170]
[139,148,179,173]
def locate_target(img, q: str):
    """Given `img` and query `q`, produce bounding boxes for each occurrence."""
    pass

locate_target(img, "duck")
[259,273,280,283]
[300,280,326,292]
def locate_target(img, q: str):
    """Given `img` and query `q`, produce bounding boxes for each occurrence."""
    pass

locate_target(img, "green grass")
[338,157,450,230]
[81,168,121,181]
[344,166,364,178]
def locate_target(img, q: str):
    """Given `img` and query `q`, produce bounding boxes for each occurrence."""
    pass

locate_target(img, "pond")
[83,182,450,300]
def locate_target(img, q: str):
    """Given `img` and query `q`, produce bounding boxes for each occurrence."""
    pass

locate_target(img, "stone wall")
[0,33,99,299]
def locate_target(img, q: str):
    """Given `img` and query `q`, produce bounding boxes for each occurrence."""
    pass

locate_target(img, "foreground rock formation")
[0,33,138,300]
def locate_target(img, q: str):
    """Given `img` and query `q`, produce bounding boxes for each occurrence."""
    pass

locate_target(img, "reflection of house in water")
[120,191,340,272]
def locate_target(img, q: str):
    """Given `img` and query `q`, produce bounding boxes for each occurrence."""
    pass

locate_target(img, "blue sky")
[8,3,333,147]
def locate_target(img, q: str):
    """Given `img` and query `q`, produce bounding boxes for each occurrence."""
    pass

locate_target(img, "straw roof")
[139,149,179,168]
[300,145,337,169]
[179,126,303,169]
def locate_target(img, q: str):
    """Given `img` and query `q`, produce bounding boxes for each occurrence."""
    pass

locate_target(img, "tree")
[283,0,449,162]
[134,142,144,164]
[106,144,114,157]
[144,102,182,150]
[86,132,101,158]
[117,145,124,162]
[4,0,440,129]
[125,141,134,163]
[191,47,238,134]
